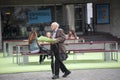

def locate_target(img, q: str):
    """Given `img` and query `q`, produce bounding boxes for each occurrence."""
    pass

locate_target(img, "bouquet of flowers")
[38,36,57,43]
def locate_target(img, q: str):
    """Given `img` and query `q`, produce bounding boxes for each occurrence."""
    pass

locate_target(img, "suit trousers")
[51,44,69,76]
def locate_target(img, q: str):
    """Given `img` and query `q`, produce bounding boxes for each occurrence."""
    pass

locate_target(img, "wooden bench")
[13,44,50,64]
[65,41,118,61]
[14,41,118,64]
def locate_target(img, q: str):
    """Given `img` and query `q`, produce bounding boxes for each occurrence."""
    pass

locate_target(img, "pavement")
[0,69,120,80]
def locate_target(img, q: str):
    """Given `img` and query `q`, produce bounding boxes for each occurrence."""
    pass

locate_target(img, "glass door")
[74,4,85,35]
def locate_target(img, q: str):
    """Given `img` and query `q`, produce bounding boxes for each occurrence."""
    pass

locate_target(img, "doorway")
[74,3,93,35]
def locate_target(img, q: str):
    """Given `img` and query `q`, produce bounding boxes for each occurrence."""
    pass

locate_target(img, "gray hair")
[51,22,59,27]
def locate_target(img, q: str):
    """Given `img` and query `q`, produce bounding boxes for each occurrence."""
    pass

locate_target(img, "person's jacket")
[52,28,66,54]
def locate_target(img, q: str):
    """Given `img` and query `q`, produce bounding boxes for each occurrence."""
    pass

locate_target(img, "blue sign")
[28,9,52,24]
[96,4,110,24]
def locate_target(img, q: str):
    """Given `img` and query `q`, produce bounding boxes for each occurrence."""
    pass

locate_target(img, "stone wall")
[94,0,120,38]
[110,0,120,38]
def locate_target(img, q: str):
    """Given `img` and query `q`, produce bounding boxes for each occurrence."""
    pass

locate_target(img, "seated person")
[46,32,52,38]
[43,32,52,44]
[66,30,80,54]
[39,32,52,63]
[28,31,40,53]
[28,30,50,64]
[66,29,79,39]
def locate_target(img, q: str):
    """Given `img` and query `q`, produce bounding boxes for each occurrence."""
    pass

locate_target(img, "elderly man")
[50,22,71,79]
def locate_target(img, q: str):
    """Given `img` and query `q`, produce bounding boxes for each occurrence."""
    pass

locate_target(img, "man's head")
[51,22,59,31]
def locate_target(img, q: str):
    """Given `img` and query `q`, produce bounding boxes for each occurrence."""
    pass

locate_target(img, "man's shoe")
[62,71,71,77]
[52,75,59,79]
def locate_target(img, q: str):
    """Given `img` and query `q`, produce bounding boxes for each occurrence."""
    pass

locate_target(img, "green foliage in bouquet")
[38,36,54,43]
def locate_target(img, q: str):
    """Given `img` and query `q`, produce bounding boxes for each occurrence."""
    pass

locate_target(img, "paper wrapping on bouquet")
[38,36,58,43]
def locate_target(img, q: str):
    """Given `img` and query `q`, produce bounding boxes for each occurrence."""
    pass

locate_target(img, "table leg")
[3,42,7,57]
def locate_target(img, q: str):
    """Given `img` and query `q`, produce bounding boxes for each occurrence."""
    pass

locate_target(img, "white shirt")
[52,28,58,39]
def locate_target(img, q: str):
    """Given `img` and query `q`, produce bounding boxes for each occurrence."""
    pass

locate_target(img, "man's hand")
[51,38,59,43]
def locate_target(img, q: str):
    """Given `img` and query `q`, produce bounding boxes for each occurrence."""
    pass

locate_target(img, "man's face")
[51,24,56,31]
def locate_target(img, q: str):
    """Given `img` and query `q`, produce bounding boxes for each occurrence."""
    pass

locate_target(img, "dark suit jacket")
[53,28,66,54]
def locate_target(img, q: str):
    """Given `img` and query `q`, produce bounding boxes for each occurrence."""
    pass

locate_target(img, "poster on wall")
[28,9,52,24]
[96,4,110,24]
